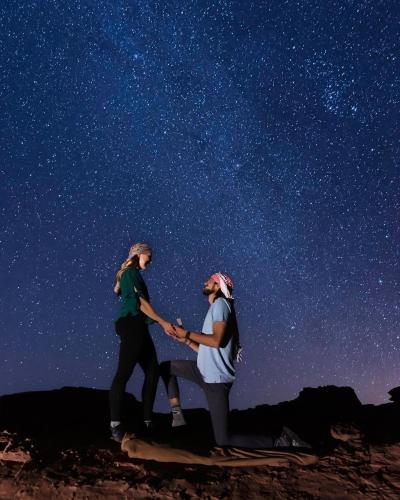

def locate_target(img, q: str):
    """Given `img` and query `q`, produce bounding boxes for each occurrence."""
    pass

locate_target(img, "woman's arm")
[139,297,174,334]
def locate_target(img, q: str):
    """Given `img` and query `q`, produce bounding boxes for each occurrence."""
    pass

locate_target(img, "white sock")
[171,405,186,427]
[172,405,182,414]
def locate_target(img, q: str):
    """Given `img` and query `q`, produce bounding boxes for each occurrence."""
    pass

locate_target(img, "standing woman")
[109,242,173,442]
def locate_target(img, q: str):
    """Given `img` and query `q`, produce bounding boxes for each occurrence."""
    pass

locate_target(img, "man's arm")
[184,338,200,352]
[173,322,227,348]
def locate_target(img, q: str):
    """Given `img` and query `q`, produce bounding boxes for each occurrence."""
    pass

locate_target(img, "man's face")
[202,277,219,296]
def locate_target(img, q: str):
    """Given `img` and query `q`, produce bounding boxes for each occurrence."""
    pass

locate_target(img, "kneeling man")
[161,272,308,449]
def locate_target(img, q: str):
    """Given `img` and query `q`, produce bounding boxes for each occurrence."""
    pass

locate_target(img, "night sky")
[1,0,399,412]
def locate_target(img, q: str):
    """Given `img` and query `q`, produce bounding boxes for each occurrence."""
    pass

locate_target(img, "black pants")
[160,360,273,448]
[109,314,159,422]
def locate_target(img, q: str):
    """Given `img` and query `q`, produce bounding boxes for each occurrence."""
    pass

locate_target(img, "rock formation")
[1,386,400,498]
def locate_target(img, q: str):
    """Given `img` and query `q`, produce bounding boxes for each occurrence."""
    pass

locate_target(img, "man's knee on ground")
[215,437,230,447]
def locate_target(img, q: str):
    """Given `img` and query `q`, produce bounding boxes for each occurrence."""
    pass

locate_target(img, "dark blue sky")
[1,0,399,410]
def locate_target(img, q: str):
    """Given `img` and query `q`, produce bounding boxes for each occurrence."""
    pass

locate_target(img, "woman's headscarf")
[114,243,153,294]
[127,243,152,260]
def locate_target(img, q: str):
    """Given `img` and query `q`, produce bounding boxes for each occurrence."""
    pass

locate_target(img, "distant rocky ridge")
[388,386,400,403]
[1,385,400,498]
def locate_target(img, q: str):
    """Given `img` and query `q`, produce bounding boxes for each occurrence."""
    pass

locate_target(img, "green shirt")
[116,267,154,324]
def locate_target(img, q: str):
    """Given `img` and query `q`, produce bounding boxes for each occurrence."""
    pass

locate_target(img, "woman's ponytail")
[113,255,139,295]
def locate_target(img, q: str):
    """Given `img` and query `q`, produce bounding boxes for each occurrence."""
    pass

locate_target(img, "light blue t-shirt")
[197,297,235,384]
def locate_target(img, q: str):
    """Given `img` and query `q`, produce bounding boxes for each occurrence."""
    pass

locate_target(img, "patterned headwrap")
[127,243,152,260]
[113,243,152,295]
[211,272,234,299]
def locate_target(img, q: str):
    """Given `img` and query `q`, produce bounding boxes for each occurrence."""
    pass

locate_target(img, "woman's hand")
[160,320,176,336]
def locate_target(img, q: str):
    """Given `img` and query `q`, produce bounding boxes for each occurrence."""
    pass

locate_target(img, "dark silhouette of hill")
[1,385,400,498]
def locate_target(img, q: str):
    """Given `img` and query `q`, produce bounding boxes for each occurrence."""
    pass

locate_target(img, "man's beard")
[202,287,213,296]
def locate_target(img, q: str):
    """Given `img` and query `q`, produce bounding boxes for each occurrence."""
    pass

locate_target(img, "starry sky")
[1,0,399,411]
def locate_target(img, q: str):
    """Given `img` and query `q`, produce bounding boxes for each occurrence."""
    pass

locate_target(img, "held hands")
[171,325,190,344]
[160,322,190,344]
[160,320,191,346]
[171,325,187,340]
[160,320,176,337]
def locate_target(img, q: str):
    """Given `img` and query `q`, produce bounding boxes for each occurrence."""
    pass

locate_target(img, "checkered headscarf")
[211,272,234,299]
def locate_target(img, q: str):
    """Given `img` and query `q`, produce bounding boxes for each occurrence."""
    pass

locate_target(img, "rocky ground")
[1,386,400,499]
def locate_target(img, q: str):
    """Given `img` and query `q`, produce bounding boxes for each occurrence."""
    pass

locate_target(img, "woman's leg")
[109,316,145,422]
[138,329,159,422]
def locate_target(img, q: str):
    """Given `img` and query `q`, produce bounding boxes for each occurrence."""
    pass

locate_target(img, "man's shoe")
[171,406,187,428]
[172,412,187,428]
[110,424,126,443]
[274,426,311,448]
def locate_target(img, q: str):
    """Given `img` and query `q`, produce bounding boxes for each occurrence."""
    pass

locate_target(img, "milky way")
[1,0,399,410]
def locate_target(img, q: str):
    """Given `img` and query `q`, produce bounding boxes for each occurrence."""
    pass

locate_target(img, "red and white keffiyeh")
[211,272,234,299]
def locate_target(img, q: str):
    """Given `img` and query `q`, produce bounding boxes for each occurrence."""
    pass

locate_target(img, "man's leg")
[204,382,274,448]
[203,383,231,446]
[228,432,274,448]
[160,360,204,427]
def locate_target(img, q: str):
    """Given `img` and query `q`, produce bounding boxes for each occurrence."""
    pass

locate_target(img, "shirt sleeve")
[129,269,147,298]
[120,268,147,299]
[212,298,230,323]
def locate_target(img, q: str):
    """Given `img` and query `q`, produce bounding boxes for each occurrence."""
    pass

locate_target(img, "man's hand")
[170,325,200,352]
[172,325,187,340]
[175,335,187,344]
